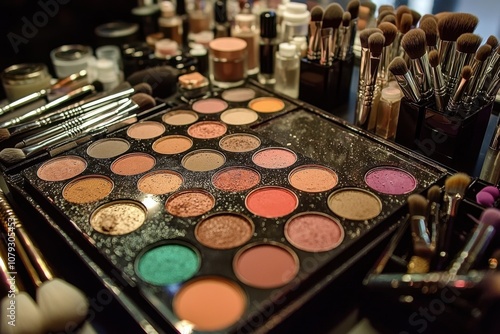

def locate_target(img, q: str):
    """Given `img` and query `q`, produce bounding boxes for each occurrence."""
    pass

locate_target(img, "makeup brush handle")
[0,89,49,116]
[307,22,322,60]
[0,84,95,128]
[0,192,50,284]
[320,28,333,66]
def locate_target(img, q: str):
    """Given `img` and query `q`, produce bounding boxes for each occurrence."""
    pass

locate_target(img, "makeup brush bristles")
[388,56,409,76]
[476,44,493,62]
[399,13,413,34]
[486,35,499,50]
[368,32,385,57]
[378,22,398,46]
[323,3,344,29]
[359,27,382,49]
[395,5,411,29]
[429,49,440,68]
[311,5,323,22]
[410,9,421,27]
[437,12,479,42]
[346,0,360,19]
[456,33,482,54]
[342,11,351,27]
[401,28,427,59]
[420,18,438,48]
[444,172,472,197]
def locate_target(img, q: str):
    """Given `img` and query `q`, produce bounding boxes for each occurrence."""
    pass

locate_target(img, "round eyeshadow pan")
[219,133,261,152]
[37,155,87,181]
[173,277,246,331]
[285,212,344,252]
[327,188,382,221]
[195,213,254,249]
[90,200,146,235]
[192,98,228,114]
[152,135,193,155]
[221,87,256,102]
[248,97,285,113]
[252,147,297,169]
[136,242,199,285]
[187,121,227,139]
[234,243,298,289]
[220,108,259,125]
[162,110,199,125]
[182,149,225,172]
[245,186,297,218]
[126,121,165,139]
[62,175,113,204]
[87,138,130,159]
[289,165,338,192]
[111,153,156,176]
[165,190,215,217]
[212,167,260,192]
[364,166,417,195]
[137,170,183,194]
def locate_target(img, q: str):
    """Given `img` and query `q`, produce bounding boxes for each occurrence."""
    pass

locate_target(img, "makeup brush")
[427,185,442,256]
[448,208,500,275]
[376,10,393,26]
[379,14,396,26]
[0,190,89,332]
[15,97,130,149]
[446,65,473,114]
[447,33,482,96]
[394,13,413,59]
[407,194,433,256]
[0,70,88,117]
[0,241,46,334]
[428,50,447,111]
[410,9,421,27]
[401,28,433,99]
[0,83,99,129]
[307,5,324,61]
[345,0,360,56]
[437,13,479,81]
[395,5,411,29]
[436,172,472,270]
[357,32,384,130]
[377,22,398,87]
[419,17,438,53]
[463,44,492,107]
[358,28,383,88]
[337,11,352,60]
[0,94,156,164]
[420,14,437,24]
[388,56,421,103]
[322,3,344,63]
[378,5,394,15]
[0,82,152,141]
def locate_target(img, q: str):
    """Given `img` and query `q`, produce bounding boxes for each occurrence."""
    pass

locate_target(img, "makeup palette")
[11,81,449,333]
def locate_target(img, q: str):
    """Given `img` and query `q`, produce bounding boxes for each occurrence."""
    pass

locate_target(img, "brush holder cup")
[298,55,354,112]
[395,99,493,174]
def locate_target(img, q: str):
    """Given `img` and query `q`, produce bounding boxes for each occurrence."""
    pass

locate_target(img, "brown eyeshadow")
[137,170,183,195]
[62,175,113,204]
[111,153,156,176]
[165,190,215,217]
[195,213,254,249]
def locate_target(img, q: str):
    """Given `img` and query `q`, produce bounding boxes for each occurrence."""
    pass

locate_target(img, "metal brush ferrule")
[438,40,456,83]
[320,28,333,66]
[410,55,433,100]
[393,72,421,103]
[377,46,391,88]
[447,51,473,96]
[463,59,489,106]
[430,64,447,111]
[307,21,322,60]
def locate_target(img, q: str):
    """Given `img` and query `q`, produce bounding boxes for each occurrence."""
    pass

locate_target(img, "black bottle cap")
[260,11,277,38]
[214,0,228,23]
[176,0,187,15]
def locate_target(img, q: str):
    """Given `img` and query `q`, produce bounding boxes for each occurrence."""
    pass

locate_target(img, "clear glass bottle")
[275,42,300,98]
[375,86,402,140]
[232,12,260,75]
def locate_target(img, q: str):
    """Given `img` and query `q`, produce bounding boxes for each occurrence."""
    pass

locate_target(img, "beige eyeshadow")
[90,200,146,235]
[162,110,199,126]
[126,121,165,139]
[218,134,261,152]
[152,135,193,155]
[62,175,113,204]
[111,153,156,176]
[87,138,130,159]
[327,188,382,221]
[137,170,183,195]
[288,165,338,192]
[181,150,225,172]
[37,155,87,181]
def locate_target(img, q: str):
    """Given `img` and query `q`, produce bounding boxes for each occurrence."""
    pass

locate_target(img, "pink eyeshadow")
[364,167,417,195]
[192,98,228,114]
[187,121,227,139]
[252,148,297,169]
[285,213,344,252]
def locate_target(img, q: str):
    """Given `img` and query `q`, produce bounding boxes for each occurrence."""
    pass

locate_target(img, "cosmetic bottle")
[158,1,183,47]
[94,22,140,47]
[131,2,161,39]
[375,86,402,140]
[258,11,277,85]
[480,122,500,185]
[154,39,181,60]
[189,44,209,76]
[50,44,94,79]
[1,63,52,102]
[232,12,260,75]
[213,0,231,38]
[290,36,307,58]
[189,0,212,37]
[175,0,190,47]
[281,2,310,44]
[121,42,156,78]
[275,42,300,98]
[92,58,121,91]
[208,37,248,88]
